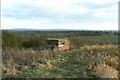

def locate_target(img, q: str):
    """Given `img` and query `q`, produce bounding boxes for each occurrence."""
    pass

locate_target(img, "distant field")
[21,31,118,44]
[2,31,118,49]
[70,35,118,44]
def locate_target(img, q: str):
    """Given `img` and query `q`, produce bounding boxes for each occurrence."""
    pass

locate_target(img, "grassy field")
[70,35,118,44]
[2,30,119,79]
[2,45,119,78]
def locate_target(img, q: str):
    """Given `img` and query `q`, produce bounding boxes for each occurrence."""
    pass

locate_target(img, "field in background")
[2,30,119,78]
[2,30,119,49]
[70,35,118,44]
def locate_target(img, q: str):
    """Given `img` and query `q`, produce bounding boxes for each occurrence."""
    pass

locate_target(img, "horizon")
[1,28,118,31]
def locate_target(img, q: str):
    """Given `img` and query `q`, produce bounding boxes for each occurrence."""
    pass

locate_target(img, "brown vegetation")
[2,44,119,78]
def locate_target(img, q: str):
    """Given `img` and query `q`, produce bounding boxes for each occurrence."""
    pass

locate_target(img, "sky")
[1,0,119,30]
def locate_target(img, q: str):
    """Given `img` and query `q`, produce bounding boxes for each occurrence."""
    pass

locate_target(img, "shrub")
[2,31,47,49]
[22,40,47,49]
[2,31,28,48]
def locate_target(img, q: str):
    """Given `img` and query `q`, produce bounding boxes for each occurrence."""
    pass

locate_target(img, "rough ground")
[2,45,119,78]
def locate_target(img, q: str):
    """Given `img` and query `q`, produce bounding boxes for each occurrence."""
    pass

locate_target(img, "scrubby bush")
[22,39,47,49]
[2,31,47,49]
[2,31,28,48]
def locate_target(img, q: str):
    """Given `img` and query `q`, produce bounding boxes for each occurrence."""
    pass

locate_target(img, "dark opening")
[63,43,65,45]
[56,43,58,45]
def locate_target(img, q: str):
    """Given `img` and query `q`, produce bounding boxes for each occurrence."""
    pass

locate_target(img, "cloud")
[2,17,117,30]
[1,0,119,30]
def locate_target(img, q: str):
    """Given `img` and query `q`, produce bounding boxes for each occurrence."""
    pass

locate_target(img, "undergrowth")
[2,45,119,78]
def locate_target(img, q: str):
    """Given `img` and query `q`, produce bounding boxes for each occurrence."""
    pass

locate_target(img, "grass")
[68,35,118,46]
[2,30,119,79]
[12,50,92,78]
[2,44,119,78]
[75,35,118,44]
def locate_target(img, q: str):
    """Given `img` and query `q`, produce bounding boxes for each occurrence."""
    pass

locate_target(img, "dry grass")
[95,64,118,78]
[2,48,54,77]
[2,44,119,78]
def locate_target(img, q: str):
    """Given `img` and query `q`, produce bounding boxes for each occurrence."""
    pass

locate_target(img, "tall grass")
[2,45,119,78]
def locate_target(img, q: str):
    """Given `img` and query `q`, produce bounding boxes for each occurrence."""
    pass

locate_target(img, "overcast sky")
[1,0,119,30]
